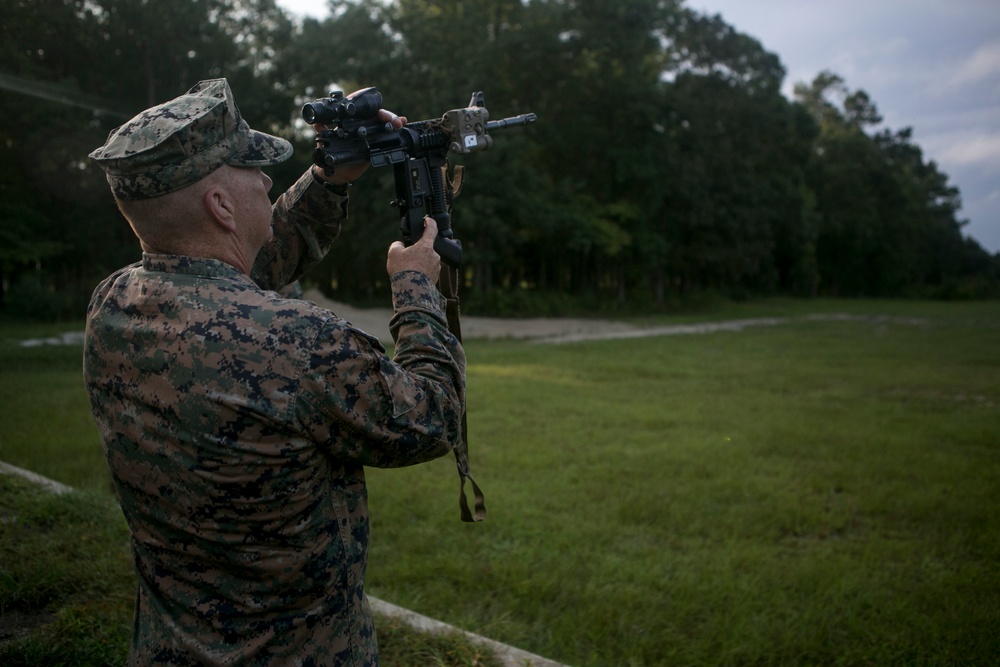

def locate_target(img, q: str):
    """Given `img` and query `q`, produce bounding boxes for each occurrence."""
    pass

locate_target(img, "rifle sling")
[439,263,486,522]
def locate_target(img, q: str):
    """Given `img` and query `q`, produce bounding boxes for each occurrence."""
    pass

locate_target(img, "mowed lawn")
[1,300,998,666]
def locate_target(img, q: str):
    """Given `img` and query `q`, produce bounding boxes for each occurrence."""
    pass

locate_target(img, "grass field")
[1,299,999,665]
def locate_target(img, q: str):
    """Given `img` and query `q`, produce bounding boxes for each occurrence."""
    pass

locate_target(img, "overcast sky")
[277,0,1000,253]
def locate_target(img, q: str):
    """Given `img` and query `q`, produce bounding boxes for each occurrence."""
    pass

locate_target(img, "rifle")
[303,88,536,267]
[302,88,537,522]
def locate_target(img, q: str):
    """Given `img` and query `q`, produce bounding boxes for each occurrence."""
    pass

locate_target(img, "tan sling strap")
[439,263,486,522]
[439,164,486,522]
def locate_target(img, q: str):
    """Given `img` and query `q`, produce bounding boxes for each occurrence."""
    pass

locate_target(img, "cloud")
[952,42,1000,86]
[938,134,1000,166]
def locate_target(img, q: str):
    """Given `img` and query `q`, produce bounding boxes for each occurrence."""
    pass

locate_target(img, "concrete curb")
[0,461,73,495]
[0,461,572,667]
[368,596,571,667]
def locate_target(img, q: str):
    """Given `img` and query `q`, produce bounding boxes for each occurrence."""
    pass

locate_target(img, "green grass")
[0,322,109,493]
[0,474,134,665]
[365,303,1000,665]
[2,301,999,665]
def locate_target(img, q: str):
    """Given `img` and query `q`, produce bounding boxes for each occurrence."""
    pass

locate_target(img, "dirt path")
[303,289,638,343]
[304,289,928,344]
[11,291,927,349]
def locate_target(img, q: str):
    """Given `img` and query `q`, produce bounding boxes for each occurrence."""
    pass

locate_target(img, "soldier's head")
[89,79,291,263]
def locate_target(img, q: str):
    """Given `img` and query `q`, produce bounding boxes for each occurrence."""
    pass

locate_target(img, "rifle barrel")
[485,113,537,131]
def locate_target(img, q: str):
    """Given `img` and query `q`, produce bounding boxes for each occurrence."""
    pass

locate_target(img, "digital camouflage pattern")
[88,78,293,200]
[84,170,466,666]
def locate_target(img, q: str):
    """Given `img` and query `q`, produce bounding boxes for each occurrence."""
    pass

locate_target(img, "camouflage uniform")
[85,79,465,666]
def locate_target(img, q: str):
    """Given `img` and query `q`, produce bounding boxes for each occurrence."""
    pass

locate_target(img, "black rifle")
[303,88,536,267]
[302,88,536,522]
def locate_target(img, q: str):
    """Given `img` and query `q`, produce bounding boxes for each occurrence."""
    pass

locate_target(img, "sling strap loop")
[439,262,486,522]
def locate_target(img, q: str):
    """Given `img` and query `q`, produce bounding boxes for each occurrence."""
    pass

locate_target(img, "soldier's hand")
[386,216,441,284]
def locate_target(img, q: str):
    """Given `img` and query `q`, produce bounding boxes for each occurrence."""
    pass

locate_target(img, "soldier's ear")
[203,185,238,233]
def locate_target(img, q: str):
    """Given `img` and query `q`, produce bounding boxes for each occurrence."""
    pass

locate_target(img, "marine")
[84,78,464,665]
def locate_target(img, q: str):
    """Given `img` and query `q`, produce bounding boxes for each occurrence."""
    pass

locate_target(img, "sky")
[276,0,1000,253]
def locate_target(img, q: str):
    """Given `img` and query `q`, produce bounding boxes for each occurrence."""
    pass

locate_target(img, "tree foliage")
[1,0,995,318]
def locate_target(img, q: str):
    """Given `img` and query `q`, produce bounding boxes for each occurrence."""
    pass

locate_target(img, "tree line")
[2,0,997,319]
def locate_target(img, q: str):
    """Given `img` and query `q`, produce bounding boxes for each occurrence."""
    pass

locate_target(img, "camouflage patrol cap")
[89,78,292,200]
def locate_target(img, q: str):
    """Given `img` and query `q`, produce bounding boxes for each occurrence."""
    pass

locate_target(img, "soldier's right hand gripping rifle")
[302,88,537,522]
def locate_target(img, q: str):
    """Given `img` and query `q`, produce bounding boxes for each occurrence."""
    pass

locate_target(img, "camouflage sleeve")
[294,271,466,468]
[251,169,349,291]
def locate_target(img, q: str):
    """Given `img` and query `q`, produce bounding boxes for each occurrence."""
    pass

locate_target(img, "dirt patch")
[303,290,929,344]
[303,288,638,343]
[305,292,783,344]
[12,290,929,348]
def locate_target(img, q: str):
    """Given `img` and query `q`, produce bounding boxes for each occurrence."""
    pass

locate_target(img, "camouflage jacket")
[83,170,466,666]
